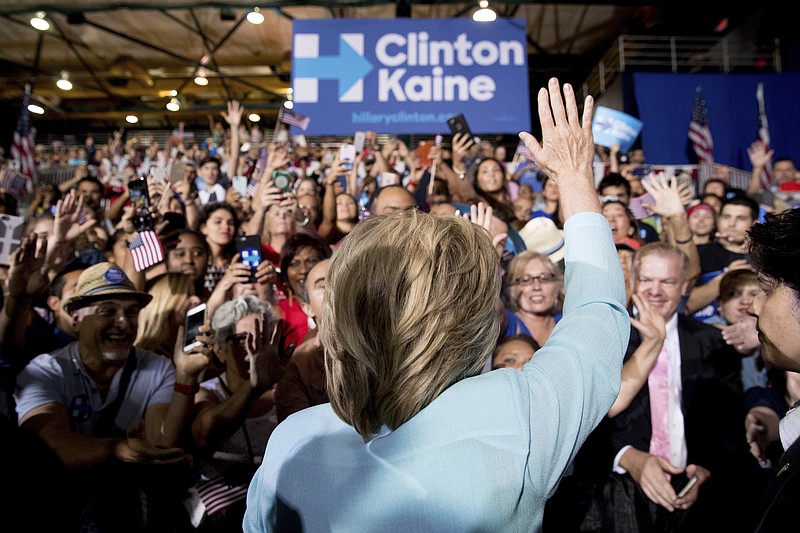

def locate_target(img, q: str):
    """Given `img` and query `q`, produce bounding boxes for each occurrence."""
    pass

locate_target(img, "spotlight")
[56,71,73,91]
[126,115,139,124]
[30,11,50,31]
[248,113,260,122]
[473,1,496,22]
[247,7,264,25]
[283,100,294,110]
[28,103,45,115]
[194,72,209,86]
[166,97,180,112]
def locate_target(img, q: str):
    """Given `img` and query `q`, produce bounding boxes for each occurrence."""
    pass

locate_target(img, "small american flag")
[196,475,248,517]
[515,140,534,162]
[755,83,772,190]
[246,180,259,197]
[129,230,164,272]
[688,86,714,165]
[279,109,311,131]
[10,84,37,186]
[1,164,31,200]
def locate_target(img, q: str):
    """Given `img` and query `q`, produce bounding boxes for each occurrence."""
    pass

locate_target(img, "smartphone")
[232,175,248,197]
[236,234,262,283]
[169,160,186,185]
[353,131,366,154]
[418,140,434,166]
[339,143,356,169]
[447,113,473,141]
[671,473,698,498]
[184,303,207,352]
[272,170,292,194]
[675,171,694,196]
[128,177,153,231]
[627,193,656,220]
[379,172,399,187]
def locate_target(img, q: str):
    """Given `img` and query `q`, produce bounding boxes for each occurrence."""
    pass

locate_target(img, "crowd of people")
[0,78,798,533]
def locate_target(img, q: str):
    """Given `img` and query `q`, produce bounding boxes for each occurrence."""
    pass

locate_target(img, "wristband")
[174,382,197,396]
[674,235,694,245]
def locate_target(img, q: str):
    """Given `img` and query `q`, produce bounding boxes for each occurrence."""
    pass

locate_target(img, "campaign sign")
[592,106,643,154]
[292,18,530,135]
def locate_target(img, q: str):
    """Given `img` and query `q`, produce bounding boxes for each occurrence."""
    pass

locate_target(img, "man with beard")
[14,262,212,531]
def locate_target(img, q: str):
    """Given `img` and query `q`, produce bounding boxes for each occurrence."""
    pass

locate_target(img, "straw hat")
[63,262,153,314]
[518,217,565,264]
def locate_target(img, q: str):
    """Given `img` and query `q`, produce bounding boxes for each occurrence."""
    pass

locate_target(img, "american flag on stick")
[755,83,772,190]
[278,108,311,131]
[129,230,164,272]
[10,84,37,188]
[515,139,534,162]
[688,86,714,165]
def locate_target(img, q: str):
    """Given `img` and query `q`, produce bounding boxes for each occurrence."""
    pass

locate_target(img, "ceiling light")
[194,74,209,86]
[28,104,45,115]
[166,97,180,112]
[126,115,139,124]
[248,113,260,122]
[473,1,496,22]
[56,71,73,91]
[30,11,50,31]
[284,100,294,110]
[247,7,264,25]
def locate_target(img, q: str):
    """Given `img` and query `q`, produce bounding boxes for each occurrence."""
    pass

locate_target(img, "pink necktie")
[648,345,671,461]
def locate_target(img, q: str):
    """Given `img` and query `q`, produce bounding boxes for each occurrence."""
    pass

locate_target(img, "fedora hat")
[63,262,153,314]
[518,217,565,264]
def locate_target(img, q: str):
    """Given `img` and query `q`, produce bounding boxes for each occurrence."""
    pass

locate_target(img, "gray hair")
[212,295,271,343]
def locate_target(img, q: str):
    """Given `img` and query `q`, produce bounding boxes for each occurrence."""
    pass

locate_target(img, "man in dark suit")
[746,208,800,532]
[594,242,760,532]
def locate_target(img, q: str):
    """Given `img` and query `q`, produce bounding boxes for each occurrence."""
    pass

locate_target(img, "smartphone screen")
[128,178,153,231]
[184,304,206,352]
[236,235,262,283]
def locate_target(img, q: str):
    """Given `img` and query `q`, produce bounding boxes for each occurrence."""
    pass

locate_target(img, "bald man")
[370,185,417,216]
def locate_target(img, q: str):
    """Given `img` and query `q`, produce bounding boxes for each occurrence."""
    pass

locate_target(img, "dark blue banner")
[291,18,530,135]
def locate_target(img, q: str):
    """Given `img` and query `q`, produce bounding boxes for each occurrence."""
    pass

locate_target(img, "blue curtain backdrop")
[629,72,800,170]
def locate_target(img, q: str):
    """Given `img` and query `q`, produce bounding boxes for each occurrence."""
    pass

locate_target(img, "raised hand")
[519,78,596,219]
[221,100,245,129]
[245,315,287,391]
[7,234,48,298]
[747,140,773,169]
[641,173,685,219]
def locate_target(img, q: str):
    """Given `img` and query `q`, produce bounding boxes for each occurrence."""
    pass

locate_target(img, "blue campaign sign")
[292,18,530,135]
[592,106,644,154]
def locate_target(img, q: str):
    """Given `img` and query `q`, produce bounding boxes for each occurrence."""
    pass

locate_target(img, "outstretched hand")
[519,78,597,219]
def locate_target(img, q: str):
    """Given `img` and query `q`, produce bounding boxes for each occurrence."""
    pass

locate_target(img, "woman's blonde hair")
[135,273,193,353]
[322,210,501,441]
[504,251,564,314]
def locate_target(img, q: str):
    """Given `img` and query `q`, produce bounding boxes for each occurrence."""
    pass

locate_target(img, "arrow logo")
[294,35,373,102]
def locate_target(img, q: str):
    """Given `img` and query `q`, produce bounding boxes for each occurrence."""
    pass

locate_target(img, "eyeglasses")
[511,273,558,287]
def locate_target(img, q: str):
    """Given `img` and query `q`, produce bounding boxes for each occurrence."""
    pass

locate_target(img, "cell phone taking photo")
[184,303,207,352]
[128,177,153,231]
[236,234,262,284]
[447,113,473,142]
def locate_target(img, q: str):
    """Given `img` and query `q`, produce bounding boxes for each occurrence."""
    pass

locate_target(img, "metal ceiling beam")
[187,7,234,102]
[81,15,284,99]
